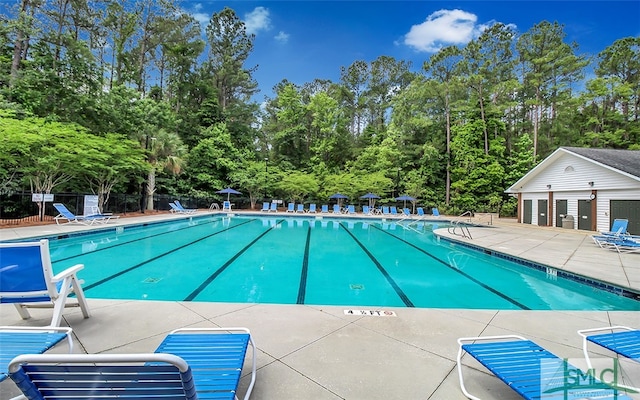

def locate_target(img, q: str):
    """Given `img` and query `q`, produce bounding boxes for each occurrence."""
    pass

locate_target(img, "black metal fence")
[0,192,242,225]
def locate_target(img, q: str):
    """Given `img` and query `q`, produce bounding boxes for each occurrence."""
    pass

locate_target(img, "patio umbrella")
[395,195,416,210]
[216,187,242,201]
[329,193,348,207]
[359,192,380,208]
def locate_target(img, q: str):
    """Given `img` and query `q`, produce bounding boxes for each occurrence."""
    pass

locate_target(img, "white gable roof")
[505,147,640,194]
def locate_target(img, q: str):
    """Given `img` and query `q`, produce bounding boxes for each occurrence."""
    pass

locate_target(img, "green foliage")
[277,171,319,203]
[1,4,638,212]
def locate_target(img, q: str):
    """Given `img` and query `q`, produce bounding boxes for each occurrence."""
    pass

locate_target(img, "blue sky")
[182,1,640,102]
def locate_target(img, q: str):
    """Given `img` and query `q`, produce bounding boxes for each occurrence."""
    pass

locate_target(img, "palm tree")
[145,130,186,211]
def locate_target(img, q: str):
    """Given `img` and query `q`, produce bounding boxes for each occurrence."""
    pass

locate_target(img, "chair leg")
[71,275,91,319]
[14,303,32,320]
[51,279,72,327]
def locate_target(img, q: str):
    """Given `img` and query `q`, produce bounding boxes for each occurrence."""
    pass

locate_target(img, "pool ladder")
[448,211,473,239]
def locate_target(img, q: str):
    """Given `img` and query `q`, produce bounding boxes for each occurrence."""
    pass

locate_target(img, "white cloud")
[244,7,271,35]
[404,9,485,52]
[189,3,209,26]
[274,31,290,43]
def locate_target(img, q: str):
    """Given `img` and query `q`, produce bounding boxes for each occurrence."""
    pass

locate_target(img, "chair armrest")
[51,264,84,283]
[577,325,633,338]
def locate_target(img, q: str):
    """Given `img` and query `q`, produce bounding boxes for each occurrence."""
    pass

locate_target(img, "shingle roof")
[563,147,640,179]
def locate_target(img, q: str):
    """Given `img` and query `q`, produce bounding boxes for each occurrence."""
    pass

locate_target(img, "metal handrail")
[448,211,474,239]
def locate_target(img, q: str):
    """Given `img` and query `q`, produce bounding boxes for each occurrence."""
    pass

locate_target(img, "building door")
[556,200,567,228]
[523,200,532,224]
[578,200,592,231]
[610,200,640,235]
[537,200,548,226]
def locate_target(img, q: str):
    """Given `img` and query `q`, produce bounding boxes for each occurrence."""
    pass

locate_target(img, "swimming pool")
[39,215,640,310]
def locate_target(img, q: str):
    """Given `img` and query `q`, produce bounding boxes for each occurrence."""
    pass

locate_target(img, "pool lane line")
[340,222,415,307]
[296,227,312,304]
[82,218,256,292]
[371,225,530,310]
[184,219,286,302]
[52,217,228,264]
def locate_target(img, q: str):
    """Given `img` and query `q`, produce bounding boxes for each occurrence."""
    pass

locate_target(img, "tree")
[423,46,464,205]
[144,129,186,210]
[272,83,309,168]
[516,21,587,160]
[181,122,246,197]
[203,7,258,110]
[461,23,517,155]
[79,133,148,210]
[277,171,319,203]
[229,160,268,209]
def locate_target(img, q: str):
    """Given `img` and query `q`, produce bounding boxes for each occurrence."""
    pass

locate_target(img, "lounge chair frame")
[9,353,198,400]
[578,325,640,373]
[53,203,107,225]
[457,334,631,400]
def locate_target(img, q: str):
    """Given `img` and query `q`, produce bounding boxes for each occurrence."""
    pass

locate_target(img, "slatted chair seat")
[457,335,633,400]
[154,328,256,400]
[578,326,640,376]
[0,326,72,382]
[9,353,197,400]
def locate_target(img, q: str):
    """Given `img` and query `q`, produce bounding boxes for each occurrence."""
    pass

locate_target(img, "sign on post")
[31,193,54,202]
[84,195,99,216]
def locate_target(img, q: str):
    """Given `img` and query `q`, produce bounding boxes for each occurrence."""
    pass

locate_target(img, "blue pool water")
[39,215,639,310]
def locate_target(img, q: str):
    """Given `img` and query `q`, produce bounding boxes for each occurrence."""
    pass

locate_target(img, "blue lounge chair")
[578,326,640,375]
[402,208,411,216]
[347,205,356,214]
[0,326,73,382]
[175,200,197,214]
[154,327,256,399]
[382,206,390,215]
[604,219,629,236]
[457,334,633,400]
[333,204,341,214]
[611,238,640,253]
[10,353,200,400]
[269,202,278,212]
[591,219,633,247]
[308,204,317,213]
[432,207,440,217]
[261,202,270,212]
[417,207,425,217]
[53,203,107,225]
[222,200,232,211]
[321,205,329,213]
[390,206,398,215]
[296,204,305,213]
[0,239,91,327]
[362,205,370,215]
[286,202,295,213]
[9,327,256,400]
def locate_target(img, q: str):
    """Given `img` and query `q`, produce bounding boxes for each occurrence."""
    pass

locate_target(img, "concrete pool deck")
[1,211,639,399]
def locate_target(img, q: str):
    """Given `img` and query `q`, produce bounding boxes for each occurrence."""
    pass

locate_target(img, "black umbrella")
[359,192,380,208]
[217,187,242,201]
[395,195,416,209]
